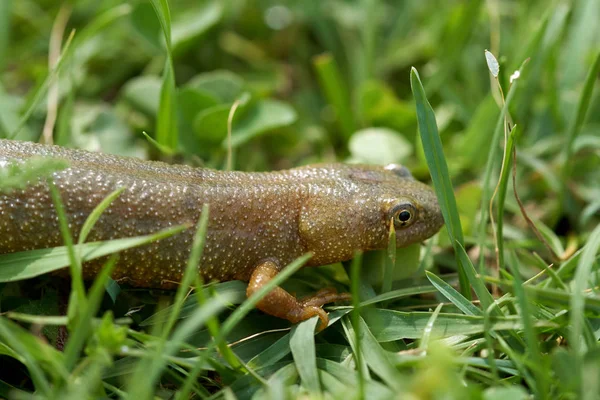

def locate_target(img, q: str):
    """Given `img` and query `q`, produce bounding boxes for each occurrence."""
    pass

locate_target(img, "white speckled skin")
[0,139,443,288]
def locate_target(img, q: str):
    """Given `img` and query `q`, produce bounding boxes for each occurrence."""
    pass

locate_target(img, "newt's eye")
[390,202,417,228]
[398,210,411,222]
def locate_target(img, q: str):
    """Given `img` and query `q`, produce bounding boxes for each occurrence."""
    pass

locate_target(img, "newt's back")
[0,139,443,288]
[0,140,311,285]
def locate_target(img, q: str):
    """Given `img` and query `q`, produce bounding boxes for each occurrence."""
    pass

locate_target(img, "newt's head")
[298,163,444,266]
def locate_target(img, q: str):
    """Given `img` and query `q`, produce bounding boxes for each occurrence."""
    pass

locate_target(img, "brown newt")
[0,139,444,328]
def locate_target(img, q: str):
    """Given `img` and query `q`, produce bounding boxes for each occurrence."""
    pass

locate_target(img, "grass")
[1,0,600,398]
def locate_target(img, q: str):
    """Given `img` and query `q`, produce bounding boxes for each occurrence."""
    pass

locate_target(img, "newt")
[0,139,444,328]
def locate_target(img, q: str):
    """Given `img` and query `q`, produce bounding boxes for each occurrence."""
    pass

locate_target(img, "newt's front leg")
[246,261,351,330]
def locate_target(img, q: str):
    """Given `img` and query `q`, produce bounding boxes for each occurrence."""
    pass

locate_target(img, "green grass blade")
[0,225,188,282]
[162,204,210,339]
[410,67,469,299]
[62,256,118,371]
[155,60,178,150]
[317,358,394,398]
[77,187,126,245]
[362,309,548,342]
[290,317,321,394]
[48,180,86,312]
[0,0,10,71]
[456,242,500,315]
[425,271,481,316]
[0,318,56,396]
[420,302,443,350]
[9,4,132,139]
[192,277,243,371]
[475,59,526,271]
[570,224,600,373]
[247,333,291,370]
[127,294,234,399]
[139,280,246,326]
[493,124,520,271]
[0,157,68,192]
[149,0,172,47]
[349,250,366,399]
[506,251,548,399]
[150,0,178,150]
[360,285,436,307]
[352,317,402,391]
[485,275,600,313]
[561,50,600,206]
[9,31,75,139]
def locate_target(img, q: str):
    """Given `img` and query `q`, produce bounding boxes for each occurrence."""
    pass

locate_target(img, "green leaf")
[130,2,162,50]
[0,93,34,140]
[348,128,413,165]
[358,81,415,131]
[172,2,223,54]
[72,106,142,158]
[457,95,499,171]
[226,100,297,148]
[193,104,231,143]
[177,87,220,124]
[186,70,245,103]
[493,124,520,272]
[122,76,162,116]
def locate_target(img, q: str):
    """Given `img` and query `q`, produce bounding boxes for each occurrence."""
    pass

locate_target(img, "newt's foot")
[246,261,351,331]
[300,287,352,307]
[299,288,352,331]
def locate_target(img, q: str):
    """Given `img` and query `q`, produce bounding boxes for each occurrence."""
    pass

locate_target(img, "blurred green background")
[2,0,595,177]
